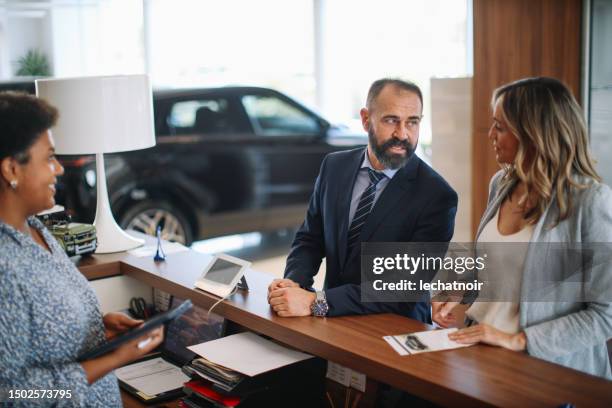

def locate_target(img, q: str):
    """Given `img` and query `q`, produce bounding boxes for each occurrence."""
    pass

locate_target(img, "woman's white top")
[466,207,533,334]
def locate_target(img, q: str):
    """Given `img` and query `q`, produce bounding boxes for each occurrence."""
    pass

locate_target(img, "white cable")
[207,285,239,320]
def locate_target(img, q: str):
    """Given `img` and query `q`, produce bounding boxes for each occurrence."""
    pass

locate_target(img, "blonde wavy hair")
[493,77,601,226]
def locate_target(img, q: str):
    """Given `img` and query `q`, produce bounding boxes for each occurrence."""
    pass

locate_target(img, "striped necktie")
[347,168,386,249]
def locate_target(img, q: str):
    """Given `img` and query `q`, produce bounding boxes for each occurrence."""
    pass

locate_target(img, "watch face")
[312,300,329,316]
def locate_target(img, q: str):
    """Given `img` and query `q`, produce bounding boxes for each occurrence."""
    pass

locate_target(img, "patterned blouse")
[0,217,121,407]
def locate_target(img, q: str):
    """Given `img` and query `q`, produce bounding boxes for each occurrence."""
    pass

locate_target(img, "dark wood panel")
[472,0,583,236]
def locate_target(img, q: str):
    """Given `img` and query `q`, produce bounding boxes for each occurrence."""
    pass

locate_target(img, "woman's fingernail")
[137,338,152,349]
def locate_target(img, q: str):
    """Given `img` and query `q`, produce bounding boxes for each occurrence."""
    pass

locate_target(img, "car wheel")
[120,201,193,245]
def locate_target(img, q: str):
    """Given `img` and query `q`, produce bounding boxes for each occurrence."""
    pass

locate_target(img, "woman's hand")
[103,312,143,340]
[112,327,165,366]
[448,323,527,351]
[81,327,164,384]
[431,301,460,328]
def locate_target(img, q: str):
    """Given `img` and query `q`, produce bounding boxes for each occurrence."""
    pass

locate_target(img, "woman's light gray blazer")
[475,170,612,379]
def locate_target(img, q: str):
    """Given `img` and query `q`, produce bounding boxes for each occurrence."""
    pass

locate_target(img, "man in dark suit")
[267,78,457,322]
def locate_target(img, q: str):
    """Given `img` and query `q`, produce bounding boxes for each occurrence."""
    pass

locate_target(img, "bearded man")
[267,78,457,322]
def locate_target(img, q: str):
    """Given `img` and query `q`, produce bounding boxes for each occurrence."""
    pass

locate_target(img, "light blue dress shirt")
[347,151,399,225]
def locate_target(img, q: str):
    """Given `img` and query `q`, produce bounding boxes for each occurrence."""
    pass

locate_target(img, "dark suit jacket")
[284,147,458,322]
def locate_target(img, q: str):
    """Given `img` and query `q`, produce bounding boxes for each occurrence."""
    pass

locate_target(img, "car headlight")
[85,169,96,187]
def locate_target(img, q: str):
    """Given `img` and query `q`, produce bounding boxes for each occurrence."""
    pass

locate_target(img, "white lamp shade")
[35,75,155,154]
[34,75,155,253]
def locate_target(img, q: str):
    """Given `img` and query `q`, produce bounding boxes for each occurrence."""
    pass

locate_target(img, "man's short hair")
[0,91,58,164]
[366,78,423,110]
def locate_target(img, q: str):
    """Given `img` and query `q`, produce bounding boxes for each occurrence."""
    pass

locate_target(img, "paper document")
[128,242,188,258]
[384,328,472,356]
[188,332,313,377]
[115,357,190,396]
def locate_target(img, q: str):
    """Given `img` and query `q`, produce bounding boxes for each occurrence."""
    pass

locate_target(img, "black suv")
[2,81,366,244]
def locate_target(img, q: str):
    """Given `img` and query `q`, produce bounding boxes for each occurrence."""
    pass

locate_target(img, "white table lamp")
[36,75,156,253]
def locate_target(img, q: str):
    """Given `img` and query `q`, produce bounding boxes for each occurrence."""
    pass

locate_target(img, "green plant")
[16,49,50,76]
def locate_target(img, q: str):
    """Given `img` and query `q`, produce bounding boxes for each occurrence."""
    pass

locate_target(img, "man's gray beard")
[368,127,415,170]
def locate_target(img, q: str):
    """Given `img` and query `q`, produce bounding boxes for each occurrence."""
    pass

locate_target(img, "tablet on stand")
[194,253,251,298]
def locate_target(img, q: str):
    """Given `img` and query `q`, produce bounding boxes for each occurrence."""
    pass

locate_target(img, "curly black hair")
[0,91,59,164]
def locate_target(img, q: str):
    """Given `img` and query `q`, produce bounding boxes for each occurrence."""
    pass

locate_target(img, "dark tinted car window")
[166,98,232,134]
[0,80,36,94]
[241,95,319,136]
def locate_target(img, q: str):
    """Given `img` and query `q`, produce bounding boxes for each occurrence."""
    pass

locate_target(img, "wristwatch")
[311,290,329,317]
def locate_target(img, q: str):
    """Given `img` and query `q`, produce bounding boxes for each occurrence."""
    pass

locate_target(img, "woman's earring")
[9,180,17,190]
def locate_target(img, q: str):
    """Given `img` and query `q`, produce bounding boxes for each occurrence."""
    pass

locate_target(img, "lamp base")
[94,217,144,254]
[93,153,144,254]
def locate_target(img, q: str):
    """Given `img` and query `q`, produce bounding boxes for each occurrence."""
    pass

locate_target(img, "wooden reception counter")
[77,248,612,408]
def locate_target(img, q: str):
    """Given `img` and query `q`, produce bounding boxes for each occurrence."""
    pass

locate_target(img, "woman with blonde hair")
[433,77,612,378]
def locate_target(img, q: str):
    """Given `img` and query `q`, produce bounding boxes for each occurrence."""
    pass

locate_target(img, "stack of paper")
[383,328,472,356]
[188,332,313,377]
[189,357,244,390]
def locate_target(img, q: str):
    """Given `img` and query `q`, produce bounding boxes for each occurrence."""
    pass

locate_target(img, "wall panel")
[472,0,582,236]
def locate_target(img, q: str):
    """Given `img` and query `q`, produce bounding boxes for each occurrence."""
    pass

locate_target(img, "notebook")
[116,296,226,404]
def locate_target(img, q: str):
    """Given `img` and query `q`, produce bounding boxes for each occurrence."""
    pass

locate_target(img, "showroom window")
[241,95,320,136]
[146,0,314,98]
[2,0,469,160]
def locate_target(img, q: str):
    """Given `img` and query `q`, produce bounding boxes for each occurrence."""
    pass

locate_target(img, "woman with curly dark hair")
[0,92,163,406]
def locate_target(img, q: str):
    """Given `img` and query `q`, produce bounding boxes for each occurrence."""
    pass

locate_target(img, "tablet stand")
[237,276,249,291]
